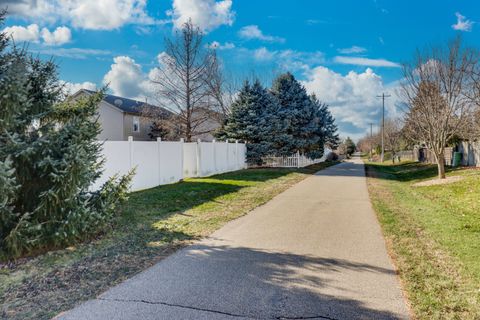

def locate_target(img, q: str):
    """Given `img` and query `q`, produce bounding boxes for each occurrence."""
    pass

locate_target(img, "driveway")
[58,158,410,320]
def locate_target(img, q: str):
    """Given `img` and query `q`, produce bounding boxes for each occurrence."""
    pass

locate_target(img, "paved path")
[58,159,410,320]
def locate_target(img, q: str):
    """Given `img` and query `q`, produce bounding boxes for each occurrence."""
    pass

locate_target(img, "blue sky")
[1,0,478,140]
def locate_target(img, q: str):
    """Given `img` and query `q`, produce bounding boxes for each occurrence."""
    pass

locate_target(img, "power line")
[376,93,391,162]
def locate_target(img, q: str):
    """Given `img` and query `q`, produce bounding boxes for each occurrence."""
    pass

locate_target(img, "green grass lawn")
[0,162,336,320]
[366,161,480,319]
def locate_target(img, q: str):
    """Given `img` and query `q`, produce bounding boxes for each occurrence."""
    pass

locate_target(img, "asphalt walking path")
[58,158,410,320]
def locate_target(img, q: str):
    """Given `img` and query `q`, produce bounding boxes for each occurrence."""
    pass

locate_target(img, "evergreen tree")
[310,94,340,151]
[149,120,170,140]
[220,72,340,163]
[271,73,318,155]
[0,15,132,259]
[344,137,356,156]
[220,80,280,163]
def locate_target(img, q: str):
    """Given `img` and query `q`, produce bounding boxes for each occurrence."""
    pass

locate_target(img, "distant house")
[72,89,171,141]
[72,89,221,141]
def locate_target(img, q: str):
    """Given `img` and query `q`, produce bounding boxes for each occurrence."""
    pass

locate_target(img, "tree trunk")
[436,152,446,179]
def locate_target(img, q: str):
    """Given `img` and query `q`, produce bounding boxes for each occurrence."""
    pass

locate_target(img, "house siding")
[122,113,154,141]
[97,101,124,141]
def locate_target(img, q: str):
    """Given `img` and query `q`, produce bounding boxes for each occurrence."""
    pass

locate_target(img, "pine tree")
[220,72,340,163]
[149,120,171,140]
[271,73,319,155]
[220,80,280,164]
[0,15,132,259]
[344,137,356,156]
[310,94,340,153]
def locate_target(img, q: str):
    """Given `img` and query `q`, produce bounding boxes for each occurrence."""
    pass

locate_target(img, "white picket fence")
[92,137,247,192]
[261,149,331,168]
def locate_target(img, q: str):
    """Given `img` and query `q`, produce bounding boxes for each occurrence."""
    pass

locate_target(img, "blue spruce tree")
[310,94,340,153]
[271,72,320,156]
[220,80,280,164]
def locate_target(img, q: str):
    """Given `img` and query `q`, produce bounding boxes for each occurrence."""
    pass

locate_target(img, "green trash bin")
[452,152,462,167]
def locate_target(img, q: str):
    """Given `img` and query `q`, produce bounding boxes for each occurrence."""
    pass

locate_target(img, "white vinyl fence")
[92,137,247,192]
[260,149,332,168]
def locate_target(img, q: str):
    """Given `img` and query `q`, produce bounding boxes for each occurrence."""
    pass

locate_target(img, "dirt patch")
[412,175,464,187]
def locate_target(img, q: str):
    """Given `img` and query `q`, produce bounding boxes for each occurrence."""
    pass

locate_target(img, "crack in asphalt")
[98,298,339,320]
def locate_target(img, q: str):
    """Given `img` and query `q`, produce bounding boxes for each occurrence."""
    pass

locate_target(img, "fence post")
[226,139,229,172]
[212,139,217,174]
[157,137,162,185]
[128,136,134,169]
[196,138,202,177]
[235,140,239,170]
[180,138,185,180]
[296,150,300,168]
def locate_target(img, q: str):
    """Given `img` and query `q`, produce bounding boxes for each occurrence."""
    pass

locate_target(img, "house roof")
[80,89,171,116]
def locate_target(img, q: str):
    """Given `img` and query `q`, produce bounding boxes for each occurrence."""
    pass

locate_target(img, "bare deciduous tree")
[401,37,479,178]
[150,20,219,142]
[204,51,239,123]
[384,118,404,163]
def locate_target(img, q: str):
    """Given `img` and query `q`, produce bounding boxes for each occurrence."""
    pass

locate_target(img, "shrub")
[0,16,132,259]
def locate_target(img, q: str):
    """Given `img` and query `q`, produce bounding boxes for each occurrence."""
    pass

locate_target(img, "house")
[72,89,171,141]
[72,89,222,141]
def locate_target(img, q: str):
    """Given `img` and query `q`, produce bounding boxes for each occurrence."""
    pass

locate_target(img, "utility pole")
[368,122,374,161]
[376,93,391,162]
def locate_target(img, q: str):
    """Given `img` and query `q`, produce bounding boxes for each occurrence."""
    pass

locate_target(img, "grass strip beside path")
[0,162,337,320]
[366,161,480,319]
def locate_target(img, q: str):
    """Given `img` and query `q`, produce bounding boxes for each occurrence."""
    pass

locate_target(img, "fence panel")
[237,144,247,170]
[159,141,183,184]
[199,142,215,176]
[215,142,229,173]
[91,141,131,191]
[259,149,332,169]
[182,142,197,177]
[459,141,480,167]
[396,150,414,161]
[131,141,160,191]
[227,142,237,171]
[93,138,247,192]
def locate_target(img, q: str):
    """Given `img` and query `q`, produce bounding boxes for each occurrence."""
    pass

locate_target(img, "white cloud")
[334,56,400,68]
[37,47,111,59]
[68,0,154,30]
[251,47,324,71]
[452,12,474,32]
[238,25,285,43]
[0,0,57,23]
[2,24,40,42]
[337,46,367,54]
[1,0,155,30]
[208,41,235,50]
[302,66,401,137]
[168,0,235,32]
[41,26,71,45]
[103,56,148,99]
[62,81,97,95]
[3,24,72,45]
[253,47,275,61]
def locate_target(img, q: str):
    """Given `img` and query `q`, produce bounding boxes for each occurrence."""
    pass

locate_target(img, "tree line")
[359,37,480,179]
[148,20,339,164]
[217,74,339,164]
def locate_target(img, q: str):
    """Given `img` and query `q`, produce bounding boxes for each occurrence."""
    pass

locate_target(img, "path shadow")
[88,244,408,320]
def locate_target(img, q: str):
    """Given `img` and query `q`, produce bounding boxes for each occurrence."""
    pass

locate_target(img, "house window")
[133,116,140,133]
